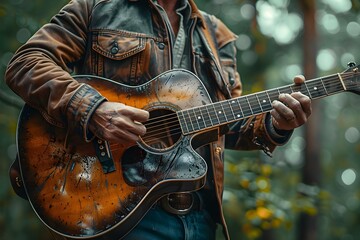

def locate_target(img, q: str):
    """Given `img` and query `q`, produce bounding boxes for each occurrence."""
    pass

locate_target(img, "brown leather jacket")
[5,0,290,238]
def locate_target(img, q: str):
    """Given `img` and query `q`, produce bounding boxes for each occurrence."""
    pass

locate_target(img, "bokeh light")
[341,169,357,186]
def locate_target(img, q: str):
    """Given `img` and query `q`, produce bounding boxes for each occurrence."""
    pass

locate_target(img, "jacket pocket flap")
[93,32,146,60]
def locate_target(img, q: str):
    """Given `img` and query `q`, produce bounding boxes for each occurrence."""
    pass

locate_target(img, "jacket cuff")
[264,113,293,145]
[249,113,292,157]
[66,84,107,142]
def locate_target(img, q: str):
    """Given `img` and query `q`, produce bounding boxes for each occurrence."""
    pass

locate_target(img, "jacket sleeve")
[5,0,106,141]
[209,15,292,154]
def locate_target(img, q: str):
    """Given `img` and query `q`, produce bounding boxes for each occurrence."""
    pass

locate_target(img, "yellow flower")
[240,179,250,189]
[256,199,265,207]
[242,224,262,239]
[245,210,257,220]
[256,207,273,220]
[271,218,282,228]
[261,165,272,176]
[227,163,237,174]
[261,221,272,230]
[304,206,318,216]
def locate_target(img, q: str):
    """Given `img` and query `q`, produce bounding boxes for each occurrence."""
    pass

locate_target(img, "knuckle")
[140,126,147,136]
[291,101,301,110]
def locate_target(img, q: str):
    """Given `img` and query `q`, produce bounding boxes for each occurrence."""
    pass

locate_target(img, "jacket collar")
[187,0,206,28]
[128,0,206,28]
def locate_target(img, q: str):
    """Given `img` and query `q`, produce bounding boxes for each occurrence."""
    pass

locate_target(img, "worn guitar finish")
[17,66,360,239]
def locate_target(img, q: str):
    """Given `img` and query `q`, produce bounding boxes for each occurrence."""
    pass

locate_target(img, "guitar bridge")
[94,138,115,173]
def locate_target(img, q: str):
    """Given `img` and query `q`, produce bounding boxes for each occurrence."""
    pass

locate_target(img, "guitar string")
[143,72,356,130]
[144,72,355,128]
[143,75,346,131]
[141,74,355,142]
[141,74,356,142]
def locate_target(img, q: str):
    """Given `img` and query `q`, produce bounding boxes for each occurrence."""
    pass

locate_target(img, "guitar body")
[17,69,214,239]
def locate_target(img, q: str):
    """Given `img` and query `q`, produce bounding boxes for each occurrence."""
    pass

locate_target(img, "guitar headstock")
[343,62,360,95]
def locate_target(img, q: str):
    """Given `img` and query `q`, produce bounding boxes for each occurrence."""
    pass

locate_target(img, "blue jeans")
[122,206,217,240]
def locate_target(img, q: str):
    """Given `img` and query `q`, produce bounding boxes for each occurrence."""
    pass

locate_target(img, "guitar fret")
[258,91,273,112]
[214,102,227,123]
[307,78,327,99]
[212,104,221,125]
[177,111,189,134]
[304,82,312,98]
[247,95,262,115]
[230,99,243,119]
[266,89,277,103]
[265,91,273,104]
[192,108,205,130]
[220,102,229,122]
[245,96,254,115]
[200,106,213,128]
[320,78,330,96]
[236,99,244,117]
[226,100,236,120]
[291,82,313,98]
[255,94,264,112]
[205,105,215,126]
[186,110,196,132]
[238,97,252,117]
[285,85,293,94]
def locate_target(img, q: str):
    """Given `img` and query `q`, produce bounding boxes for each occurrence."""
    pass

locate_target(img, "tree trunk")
[298,1,320,240]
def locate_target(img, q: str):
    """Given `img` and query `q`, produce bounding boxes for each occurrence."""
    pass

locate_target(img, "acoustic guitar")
[16,64,359,239]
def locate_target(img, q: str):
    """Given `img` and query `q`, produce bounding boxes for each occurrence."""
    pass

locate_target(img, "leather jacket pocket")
[92,31,148,85]
[93,32,146,60]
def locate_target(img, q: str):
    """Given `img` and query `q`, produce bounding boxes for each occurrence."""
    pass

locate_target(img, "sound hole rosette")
[138,102,183,154]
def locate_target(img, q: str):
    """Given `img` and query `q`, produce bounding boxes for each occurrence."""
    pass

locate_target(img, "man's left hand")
[270,75,312,131]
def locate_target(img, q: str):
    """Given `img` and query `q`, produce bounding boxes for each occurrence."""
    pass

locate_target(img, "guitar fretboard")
[177,73,346,135]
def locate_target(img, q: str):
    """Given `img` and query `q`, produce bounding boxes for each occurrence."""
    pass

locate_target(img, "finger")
[280,93,311,124]
[293,75,305,85]
[103,124,142,143]
[278,93,308,124]
[270,110,297,130]
[271,99,296,121]
[112,115,147,135]
[121,106,149,122]
[115,129,141,142]
[290,92,312,117]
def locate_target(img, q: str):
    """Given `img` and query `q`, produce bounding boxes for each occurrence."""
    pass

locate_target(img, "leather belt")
[160,193,201,215]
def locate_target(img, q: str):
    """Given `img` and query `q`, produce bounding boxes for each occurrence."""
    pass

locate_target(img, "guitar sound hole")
[140,108,181,152]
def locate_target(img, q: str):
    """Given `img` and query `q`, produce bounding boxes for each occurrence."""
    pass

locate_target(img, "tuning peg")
[347,62,356,68]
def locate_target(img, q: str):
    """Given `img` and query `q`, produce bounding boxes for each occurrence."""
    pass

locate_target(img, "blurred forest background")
[0,0,359,240]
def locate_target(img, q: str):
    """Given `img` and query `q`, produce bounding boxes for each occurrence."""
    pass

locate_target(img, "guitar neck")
[178,73,346,135]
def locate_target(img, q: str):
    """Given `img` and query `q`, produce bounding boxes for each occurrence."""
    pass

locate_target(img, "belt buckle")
[160,193,194,215]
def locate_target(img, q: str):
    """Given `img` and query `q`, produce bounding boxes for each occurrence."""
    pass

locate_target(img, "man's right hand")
[88,102,149,145]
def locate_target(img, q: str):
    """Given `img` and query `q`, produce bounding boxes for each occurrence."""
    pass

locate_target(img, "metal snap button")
[229,77,235,85]
[158,42,165,50]
[111,46,119,54]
